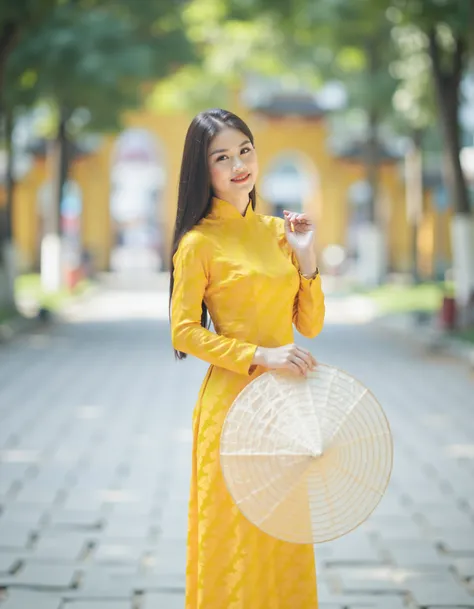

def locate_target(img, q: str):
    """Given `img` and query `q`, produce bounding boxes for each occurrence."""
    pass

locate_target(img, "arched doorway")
[346,180,372,261]
[109,128,166,272]
[260,153,319,219]
[346,180,388,284]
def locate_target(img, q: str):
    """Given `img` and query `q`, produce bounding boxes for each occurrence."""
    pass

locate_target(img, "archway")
[260,152,320,219]
[109,128,166,272]
[346,180,372,260]
[346,180,389,284]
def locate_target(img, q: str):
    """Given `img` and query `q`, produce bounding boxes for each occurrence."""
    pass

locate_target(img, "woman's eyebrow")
[209,139,251,156]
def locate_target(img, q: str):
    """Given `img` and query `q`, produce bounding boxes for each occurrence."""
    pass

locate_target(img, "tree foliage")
[5,1,195,131]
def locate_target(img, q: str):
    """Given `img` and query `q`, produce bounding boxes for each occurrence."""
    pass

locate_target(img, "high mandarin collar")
[209,197,255,221]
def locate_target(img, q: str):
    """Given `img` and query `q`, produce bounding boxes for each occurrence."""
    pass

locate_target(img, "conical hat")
[220,364,393,544]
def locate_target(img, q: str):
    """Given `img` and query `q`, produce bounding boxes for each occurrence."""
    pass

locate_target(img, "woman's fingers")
[284,213,312,233]
[292,354,308,375]
[292,350,317,376]
[297,347,317,369]
[289,362,304,376]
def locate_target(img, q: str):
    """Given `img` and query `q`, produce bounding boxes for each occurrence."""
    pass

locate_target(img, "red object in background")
[440,295,456,330]
[65,267,83,290]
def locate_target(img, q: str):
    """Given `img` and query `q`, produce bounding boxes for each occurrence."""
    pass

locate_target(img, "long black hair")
[169,108,257,360]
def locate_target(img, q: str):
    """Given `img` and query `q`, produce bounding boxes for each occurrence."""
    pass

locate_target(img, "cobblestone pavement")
[1,277,474,609]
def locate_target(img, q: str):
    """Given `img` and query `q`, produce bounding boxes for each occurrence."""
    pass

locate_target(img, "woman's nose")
[232,156,245,171]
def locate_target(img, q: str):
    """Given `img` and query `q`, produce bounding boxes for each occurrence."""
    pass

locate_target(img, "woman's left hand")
[283,210,315,253]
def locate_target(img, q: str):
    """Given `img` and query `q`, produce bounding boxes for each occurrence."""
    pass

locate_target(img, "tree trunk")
[0,22,19,268]
[0,107,17,309]
[4,107,14,241]
[429,28,474,314]
[405,129,424,284]
[0,23,19,106]
[366,108,379,224]
[365,41,380,224]
[428,29,470,216]
[40,107,71,293]
[355,40,386,286]
[52,106,70,236]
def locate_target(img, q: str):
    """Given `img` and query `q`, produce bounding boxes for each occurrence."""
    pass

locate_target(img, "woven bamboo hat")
[220,364,393,544]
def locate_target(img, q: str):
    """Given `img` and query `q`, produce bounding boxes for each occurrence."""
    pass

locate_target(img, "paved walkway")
[0,277,474,609]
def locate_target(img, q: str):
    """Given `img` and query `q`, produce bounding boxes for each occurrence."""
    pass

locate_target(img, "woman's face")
[208,127,258,201]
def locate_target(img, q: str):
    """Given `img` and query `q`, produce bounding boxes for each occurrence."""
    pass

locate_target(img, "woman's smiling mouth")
[231,173,250,183]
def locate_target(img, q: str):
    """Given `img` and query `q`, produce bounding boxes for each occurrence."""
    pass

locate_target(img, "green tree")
[1,0,195,304]
[391,0,474,311]
[234,0,400,226]
[392,0,473,216]
[147,0,304,115]
[0,2,58,308]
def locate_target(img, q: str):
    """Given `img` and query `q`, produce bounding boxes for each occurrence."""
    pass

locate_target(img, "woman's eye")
[216,155,228,162]
[241,147,251,154]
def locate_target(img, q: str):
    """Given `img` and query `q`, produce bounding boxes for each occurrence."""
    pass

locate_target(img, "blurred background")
[0,0,473,331]
[1,1,474,608]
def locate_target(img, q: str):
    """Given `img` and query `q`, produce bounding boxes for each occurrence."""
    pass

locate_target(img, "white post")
[355,222,387,286]
[40,234,63,293]
[450,214,474,311]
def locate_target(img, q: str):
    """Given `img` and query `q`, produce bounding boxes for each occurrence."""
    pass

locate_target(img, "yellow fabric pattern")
[171,197,325,609]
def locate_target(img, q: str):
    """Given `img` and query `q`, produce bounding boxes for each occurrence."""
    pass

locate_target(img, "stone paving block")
[141,591,184,609]
[63,601,132,609]
[0,553,21,574]
[102,519,151,540]
[0,524,32,549]
[402,484,455,505]
[317,591,408,609]
[13,482,60,505]
[382,539,452,569]
[338,574,407,595]
[434,528,474,554]
[371,494,405,517]
[107,502,156,518]
[452,557,474,579]
[62,491,103,511]
[0,503,46,526]
[7,562,77,588]
[333,564,471,603]
[47,508,103,529]
[156,508,187,537]
[32,532,87,561]
[93,540,146,563]
[128,572,186,591]
[319,534,382,565]
[149,538,186,575]
[409,579,474,606]
[337,602,406,609]
[362,515,424,539]
[414,505,473,529]
[70,565,136,597]
[0,590,62,609]
[0,464,29,496]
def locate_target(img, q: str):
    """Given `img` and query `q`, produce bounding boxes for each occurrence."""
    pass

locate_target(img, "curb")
[0,282,100,345]
[0,313,46,344]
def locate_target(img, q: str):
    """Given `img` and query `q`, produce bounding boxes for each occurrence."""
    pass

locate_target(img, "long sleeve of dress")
[171,231,258,375]
[291,261,325,338]
[271,217,325,339]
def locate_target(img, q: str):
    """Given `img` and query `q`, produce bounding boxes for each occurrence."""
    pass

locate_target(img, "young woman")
[169,108,325,608]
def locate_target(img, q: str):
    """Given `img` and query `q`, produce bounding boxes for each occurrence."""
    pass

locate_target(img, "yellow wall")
[7,93,452,277]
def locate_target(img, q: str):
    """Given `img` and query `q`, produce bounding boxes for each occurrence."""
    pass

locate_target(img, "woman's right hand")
[252,344,317,377]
